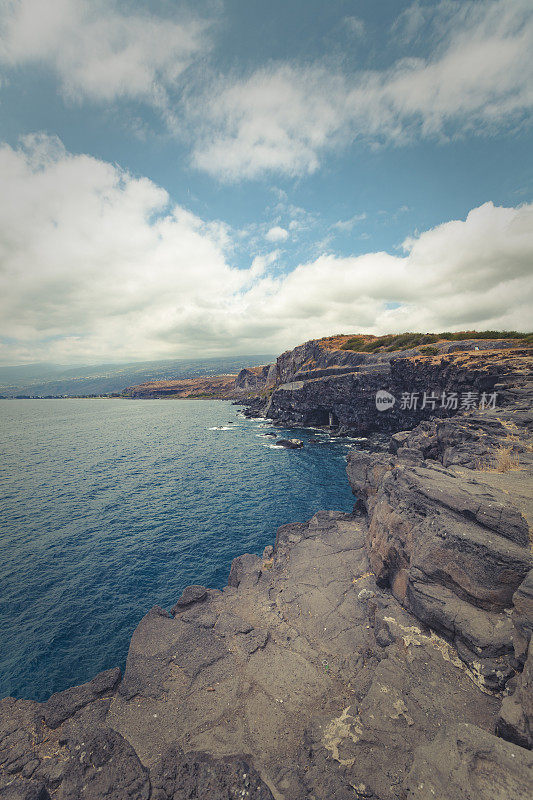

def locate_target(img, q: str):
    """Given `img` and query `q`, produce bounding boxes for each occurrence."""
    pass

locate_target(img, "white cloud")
[190,0,533,179]
[0,0,208,107]
[332,214,367,233]
[343,16,365,38]
[263,201,533,341]
[1,1,531,181]
[247,250,279,282]
[0,136,531,365]
[265,226,289,243]
[0,135,245,363]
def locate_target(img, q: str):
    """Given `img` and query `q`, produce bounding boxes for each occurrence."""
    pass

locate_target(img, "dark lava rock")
[150,747,274,799]
[406,723,533,799]
[346,438,532,687]
[496,568,533,748]
[259,337,531,435]
[57,728,150,799]
[171,585,208,614]
[512,569,533,662]
[497,639,533,749]
[227,553,262,588]
[0,780,49,799]
[214,612,253,637]
[276,438,304,449]
[40,668,121,729]
[376,623,395,647]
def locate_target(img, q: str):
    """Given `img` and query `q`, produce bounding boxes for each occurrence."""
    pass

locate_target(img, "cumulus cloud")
[0,136,531,365]
[0,135,243,363]
[265,226,289,243]
[0,0,207,107]
[190,0,533,179]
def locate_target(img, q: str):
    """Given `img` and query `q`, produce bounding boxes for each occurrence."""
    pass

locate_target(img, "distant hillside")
[0,355,276,397]
[123,365,275,399]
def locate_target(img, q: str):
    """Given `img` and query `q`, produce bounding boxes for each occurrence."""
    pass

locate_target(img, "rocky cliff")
[249,335,532,434]
[1,337,532,800]
[346,407,533,697]
[234,365,277,392]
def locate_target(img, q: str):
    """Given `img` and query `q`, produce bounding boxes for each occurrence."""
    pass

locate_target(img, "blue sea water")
[0,399,358,702]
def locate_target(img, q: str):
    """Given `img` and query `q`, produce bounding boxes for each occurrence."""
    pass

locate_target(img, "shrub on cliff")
[340,330,533,352]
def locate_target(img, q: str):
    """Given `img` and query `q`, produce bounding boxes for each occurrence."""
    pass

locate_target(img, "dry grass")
[336,331,533,353]
[476,446,521,472]
[501,422,533,452]
[493,446,520,472]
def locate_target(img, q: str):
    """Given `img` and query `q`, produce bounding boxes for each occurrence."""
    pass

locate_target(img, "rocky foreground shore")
[1,340,533,799]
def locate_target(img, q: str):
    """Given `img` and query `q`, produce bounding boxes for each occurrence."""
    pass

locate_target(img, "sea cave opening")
[305,409,339,428]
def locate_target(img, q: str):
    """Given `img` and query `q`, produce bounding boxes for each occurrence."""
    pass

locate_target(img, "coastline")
[0,398,358,703]
[1,339,532,799]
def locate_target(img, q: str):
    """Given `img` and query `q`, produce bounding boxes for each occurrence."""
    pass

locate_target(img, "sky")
[0,0,532,365]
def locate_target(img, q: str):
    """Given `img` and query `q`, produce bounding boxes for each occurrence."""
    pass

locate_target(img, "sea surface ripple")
[0,399,357,701]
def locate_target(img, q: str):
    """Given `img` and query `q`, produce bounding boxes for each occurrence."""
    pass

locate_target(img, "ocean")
[0,398,358,701]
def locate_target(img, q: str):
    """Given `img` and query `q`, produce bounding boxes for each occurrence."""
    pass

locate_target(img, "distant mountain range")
[0,356,275,397]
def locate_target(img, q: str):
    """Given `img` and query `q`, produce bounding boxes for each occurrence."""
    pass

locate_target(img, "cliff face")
[234,364,276,391]
[255,337,532,434]
[346,407,533,693]
[122,335,530,415]
[1,339,533,800]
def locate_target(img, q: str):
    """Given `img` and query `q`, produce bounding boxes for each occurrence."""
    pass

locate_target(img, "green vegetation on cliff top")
[339,331,533,353]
